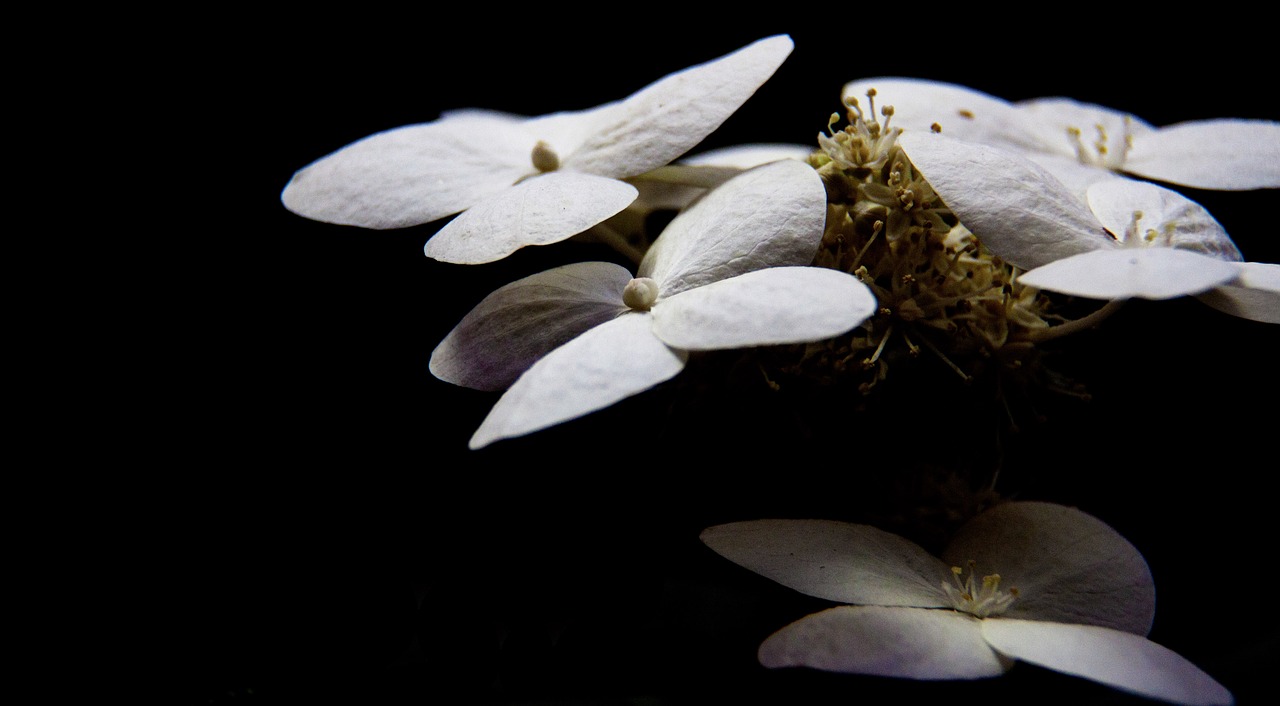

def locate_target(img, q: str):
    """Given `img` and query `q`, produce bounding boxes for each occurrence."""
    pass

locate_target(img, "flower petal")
[1127,119,1280,190]
[841,77,1028,146]
[897,132,1115,270]
[468,313,685,449]
[561,35,794,179]
[942,502,1155,635]
[981,619,1233,705]
[1196,261,1280,324]
[759,606,1011,680]
[282,112,534,229]
[1014,97,1155,161]
[430,262,632,391]
[651,267,875,350]
[638,160,826,295]
[700,519,952,607]
[1016,248,1241,301]
[423,172,638,264]
[1086,180,1243,261]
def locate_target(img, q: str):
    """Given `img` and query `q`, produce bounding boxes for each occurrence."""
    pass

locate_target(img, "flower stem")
[1018,299,1126,342]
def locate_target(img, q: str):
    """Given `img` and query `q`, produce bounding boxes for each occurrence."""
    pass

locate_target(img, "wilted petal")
[651,267,875,350]
[430,262,632,391]
[897,132,1115,270]
[1197,261,1280,324]
[700,519,952,607]
[942,502,1155,635]
[842,77,1028,147]
[760,606,1011,680]
[638,160,826,295]
[1086,180,1243,261]
[423,172,639,264]
[282,112,534,229]
[562,35,794,179]
[982,619,1233,706]
[1017,248,1241,301]
[1127,119,1280,190]
[468,313,686,449]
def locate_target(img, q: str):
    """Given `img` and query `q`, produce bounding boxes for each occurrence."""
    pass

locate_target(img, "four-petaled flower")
[429,160,877,448]
[701,502,1232,705]
[281,36,794,264]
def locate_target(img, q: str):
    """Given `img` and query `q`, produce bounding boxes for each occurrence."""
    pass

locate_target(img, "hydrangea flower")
[429,160,877,448]
[281,35,794,264]
[842,77,1280,195]
[701,502,1232,705]
[896,132,1280,324]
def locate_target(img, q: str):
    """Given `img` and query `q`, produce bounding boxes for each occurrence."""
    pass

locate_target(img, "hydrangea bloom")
[842,77,1280,195]
[702,502,1232,705]
[281,35,794,264]
[429,160,877,448]
[897,132,1280,324]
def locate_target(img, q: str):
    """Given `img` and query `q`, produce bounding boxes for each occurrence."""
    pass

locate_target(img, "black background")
[152,11,1277,705]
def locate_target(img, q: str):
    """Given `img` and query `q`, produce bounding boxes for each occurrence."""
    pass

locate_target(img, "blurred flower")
[702,502,1231,705]
[430,160,877,448]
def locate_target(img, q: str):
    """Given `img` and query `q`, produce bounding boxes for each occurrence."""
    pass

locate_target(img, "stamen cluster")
[941,560,1019,618]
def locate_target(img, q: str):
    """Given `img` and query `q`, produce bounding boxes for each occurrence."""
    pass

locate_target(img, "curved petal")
[638,160,826,295]
[1015,97,1155,162]
[561,35,794,179]
[700,519,952,607]
[1127,119,1280,190]
[841,77,1028,146]
[982,619,1232,705]
[468,313,685,449]
[897,132,1115,270]
[282,113,534,229]
[1196,261,1280,324]
[1017,248,1241,301]
[942,502,1155,635]
[1086,180,1243,261]
[430,262,632,391]
[1021,153,1126,201]
[759,606,1011,680]
[423,172,638,264]
[651,267,875,350]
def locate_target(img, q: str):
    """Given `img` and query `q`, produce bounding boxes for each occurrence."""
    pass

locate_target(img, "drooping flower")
[281,36,794,264]
[841,77,1280,194]
[701,502,1232,705]
[429,160,877,448]
[896,131,1280,324]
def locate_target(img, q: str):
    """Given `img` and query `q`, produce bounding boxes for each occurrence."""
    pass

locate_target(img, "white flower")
[842,77,1280,194]
[429,160,877,448]
[896,131,1280,324]
[281,36,794,264]
[701,502,1232,705]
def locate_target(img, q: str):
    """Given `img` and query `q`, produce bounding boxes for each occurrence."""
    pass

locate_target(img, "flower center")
[622,277,660,310]
[531,140,560,172]
[1065,117,1133,171]
[819,88,901,173]
[940,560,1019,618]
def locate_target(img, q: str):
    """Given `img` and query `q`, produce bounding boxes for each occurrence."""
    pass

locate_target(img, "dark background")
[153,12,1277,705]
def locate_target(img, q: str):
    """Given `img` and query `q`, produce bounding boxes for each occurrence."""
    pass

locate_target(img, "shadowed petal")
[700,519,952,607]
[1128,119,1280,190]
[468,313,685,449]
[1086,180,1243,261]
[1016,248,1240,301]
[760,606,1011,680]
[430,262,632,391]
[1197,261,1280,323]
[842,77,1028,146]
[651,267,875,350]
[1015,97,1155,161]
[982,619,1233,705]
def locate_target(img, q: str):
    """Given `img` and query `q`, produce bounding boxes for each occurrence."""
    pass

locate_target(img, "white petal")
[423,172,638,264]
[1086,180,1243,261]
[638,160,826,295]
[561,35,794,178]
[681,143,815,168]
[1017,248,1241,301]
[282,112,534,229]
[1128,119,1280,190]
[468,313,685,449]
[1197,261,1280,324]
[841,77,1028,146]
[429,262,633,391]
[759,606,1011,680]
[897,132,1115,270]
[1015,97,1155,161]
[942,502,1155,635]
[651,267,875,350]
[1021,153,1126,201]
[982,619,1233,706]
[699,519,952,607]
